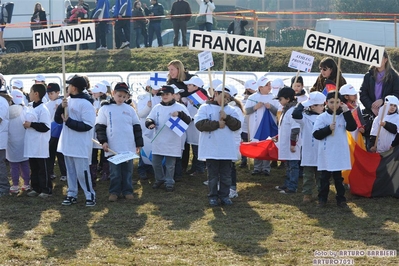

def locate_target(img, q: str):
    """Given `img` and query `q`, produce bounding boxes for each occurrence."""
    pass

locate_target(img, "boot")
[90,164,97,188]
[101,161,110,181]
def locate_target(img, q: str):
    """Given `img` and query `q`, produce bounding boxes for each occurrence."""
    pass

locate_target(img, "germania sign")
[303,30,384,67]
[33,23,96,49]
[189,30,266,58]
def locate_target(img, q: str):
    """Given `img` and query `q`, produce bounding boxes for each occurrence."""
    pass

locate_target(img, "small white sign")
[198,51,214,71]
[189,30,266,58]
[288,51,314,72]
[33,23,96,49]
[108,151,139,165]
[303,29,384,67]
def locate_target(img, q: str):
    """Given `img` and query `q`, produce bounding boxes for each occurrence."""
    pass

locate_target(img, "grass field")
[0,162,398,265]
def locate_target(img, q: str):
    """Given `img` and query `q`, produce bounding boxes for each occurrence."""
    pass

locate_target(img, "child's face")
[326,97,341,111]
[344,94,357,102]
[292,82,303,94]
[152,89,160,96]
[214,91,230,105]
[113,90,129,105]
[187,84,197,93]
[173,93,181,101]
[68,84,78,95]
[47,91,60,101]
[388,104,397,114]
[92,92,102,99]
[29,89,40,102]
[161,92,174,103]
[310,104,325,114]
[258,82,271,95]
[278,97,289,107]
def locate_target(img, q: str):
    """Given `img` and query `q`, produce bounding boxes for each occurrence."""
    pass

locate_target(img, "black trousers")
[29,157,52,194]
[115,18,131,44]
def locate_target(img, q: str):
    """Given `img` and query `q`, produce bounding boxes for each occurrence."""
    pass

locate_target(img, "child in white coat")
[312,91,357,208]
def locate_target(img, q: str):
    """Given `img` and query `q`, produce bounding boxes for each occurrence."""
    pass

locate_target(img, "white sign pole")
[61,40,68,118]
[221,51,227,111]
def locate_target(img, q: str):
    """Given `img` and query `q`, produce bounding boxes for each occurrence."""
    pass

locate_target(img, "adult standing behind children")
[170,0,192,47]
[114,0,132,49]
[144,0,164,47]
[310,57,346,93]
[196,0,215,32]
[24,84,52,198]
[55,75,96,207]
[167,59,194,98]
[227,13,248,36]
[132,1,149,48]
[96,82,143,202]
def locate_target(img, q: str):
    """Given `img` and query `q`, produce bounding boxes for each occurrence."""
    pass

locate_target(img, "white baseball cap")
[171,84,184,94]
[302,91,326,107]
[184,76,204,88]
[12,79,23,89]
[385,95,399,106]
[11,89,25,105]
[257,76,270,87]
[101,80,111,87]
[339,84,357,96]
[34,74,46,82]
[215,84,233,96]
[271,78,284,90]
[91,82,107,94]
[244,79,257,91]
[229,85,238,97]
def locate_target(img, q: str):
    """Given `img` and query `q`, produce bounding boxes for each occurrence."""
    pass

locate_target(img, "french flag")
[166,117,189,137]
[187,90,208,105]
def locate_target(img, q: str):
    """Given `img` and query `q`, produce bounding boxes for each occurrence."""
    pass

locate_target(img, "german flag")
[349,144,399,198]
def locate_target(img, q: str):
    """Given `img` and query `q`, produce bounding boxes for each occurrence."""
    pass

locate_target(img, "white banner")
[33,23,96,49]
[108,151,139,165]
[189,30,266,58]
[198,51,214,71]
[288,51,314,72]
[303,30,384,67]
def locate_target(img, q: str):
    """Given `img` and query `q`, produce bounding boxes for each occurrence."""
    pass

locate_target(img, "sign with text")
[189,30,266,58]
[288,51,314,72]
[198,51,214,71]
[33,23,96,49]
[303,30,384,67]
[108,151,139,165]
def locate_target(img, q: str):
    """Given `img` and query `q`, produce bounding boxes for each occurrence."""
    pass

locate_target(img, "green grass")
[1,162,399,265]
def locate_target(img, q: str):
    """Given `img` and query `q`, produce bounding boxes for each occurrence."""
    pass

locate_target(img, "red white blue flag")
[187,90,208,105]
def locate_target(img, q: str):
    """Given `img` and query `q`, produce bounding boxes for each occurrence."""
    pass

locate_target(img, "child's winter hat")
[11,89,25,105]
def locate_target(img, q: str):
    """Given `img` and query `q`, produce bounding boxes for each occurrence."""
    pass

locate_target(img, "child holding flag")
[370,95,399,153]
[292,91,325,203]
[244,76,279,176]
[195,84,241,206]
[184,76,209,176]
[312,91,357,208]
[145,85,191,192]
[96,82,143,202]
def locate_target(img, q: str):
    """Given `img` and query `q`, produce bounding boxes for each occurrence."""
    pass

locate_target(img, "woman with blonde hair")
[167,59,194,98]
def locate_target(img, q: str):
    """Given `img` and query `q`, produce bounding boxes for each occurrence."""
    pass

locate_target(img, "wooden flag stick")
[373,102,388,151]
[207,68,214,97]
[332,57,342,135]
[292,69,300,87]
[220,51,227,111]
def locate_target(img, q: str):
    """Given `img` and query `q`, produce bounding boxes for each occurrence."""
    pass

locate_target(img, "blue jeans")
[0,150,10,194]
[198,22,212,32]
[109,159,134,196]
[137,155,153,179]
[283,160,299,192]
[231,162,237,190]
[206,159,232,200]
[135,27,148,48]
[318,171,346,204]
[152,155,175,187]
[148,22,162,47]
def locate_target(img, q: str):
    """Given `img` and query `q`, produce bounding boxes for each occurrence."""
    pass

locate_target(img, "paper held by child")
[92,139,139,165]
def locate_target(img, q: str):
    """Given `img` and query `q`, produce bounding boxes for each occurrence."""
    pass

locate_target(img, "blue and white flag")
[150,72,167,89]
[165,116,188,137]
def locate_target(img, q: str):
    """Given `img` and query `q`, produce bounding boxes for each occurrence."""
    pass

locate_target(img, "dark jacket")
[132,7,146,29]
[313,108,357,140]
[227,19,248,36]
[144,3,164,23]
[195,101,241,132]
[31,10,47,28]
[167,72,194,98]
[360,68,399,115]
[170,0,191,22]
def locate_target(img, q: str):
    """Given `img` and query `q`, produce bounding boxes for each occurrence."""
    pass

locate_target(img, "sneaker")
[21,185,30,191]
[97,46,107,50]
[185,169,196,175]
[209,198,219,207]
[251,170,262,175]
[60,176,67,181]
[50,174,57,180]
[120,41,130,49]
[62,196,77,206]
[190,171,205,177]
[280,189,296,194]
[10,186,19,194]
[221,198,233,205]
[229,189,238,199]
[275,185,287,191]
[165,186,174,192]
[337,202,350,209]
[86,200,96,207]
[262,171,270,176]
[124,194,134,200]
[38,193,52,199]
[27,190,40,197]
[108,194,118,202]
[303,195,312,203]
[152,180,165,189]
[203,180,209,186]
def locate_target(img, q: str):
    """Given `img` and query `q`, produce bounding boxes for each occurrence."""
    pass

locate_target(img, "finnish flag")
[165,116,188,137]
[150,72,167,89]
